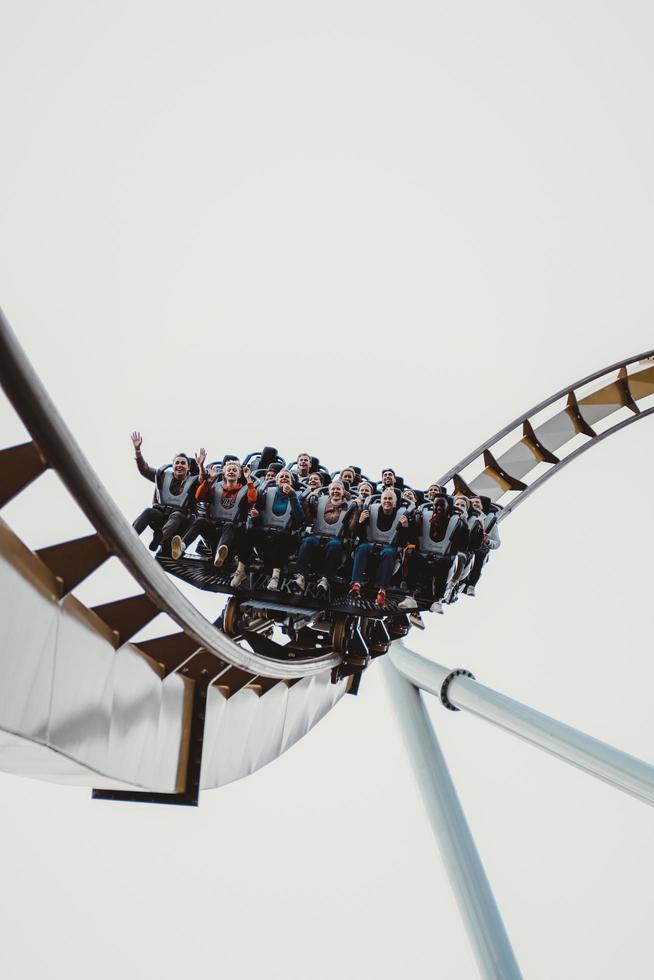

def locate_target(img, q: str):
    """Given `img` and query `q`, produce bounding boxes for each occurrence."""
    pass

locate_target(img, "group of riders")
[130,433,501,623]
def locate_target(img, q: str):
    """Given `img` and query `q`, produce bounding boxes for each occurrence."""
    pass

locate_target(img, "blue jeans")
[351,543,397,588]
[297,535,345,576]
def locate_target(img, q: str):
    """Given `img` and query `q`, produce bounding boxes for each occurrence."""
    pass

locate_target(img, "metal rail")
[437,349,654,514]
[0,308,339,680]
[500,404,654,519]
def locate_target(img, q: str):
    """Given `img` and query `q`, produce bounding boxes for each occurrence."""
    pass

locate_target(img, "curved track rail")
[437,349,654,517]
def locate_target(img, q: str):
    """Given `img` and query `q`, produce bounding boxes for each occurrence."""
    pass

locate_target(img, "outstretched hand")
[207,463,220,481]
[196,448,207,467]
[131,431,143,451]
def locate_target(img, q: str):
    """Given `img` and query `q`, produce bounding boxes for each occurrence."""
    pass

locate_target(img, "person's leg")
[218,522,237,550]
[323,539,344,577]
[432,557,453,599]
[160,511,190,552]
[406,551,424,591]
[296,535,321,575]
[467,550,488,587]
[181,517,216,550]
[133,507,162,535]
[351,543,373,583]
[230,527,258,586]
[375,546,397,588]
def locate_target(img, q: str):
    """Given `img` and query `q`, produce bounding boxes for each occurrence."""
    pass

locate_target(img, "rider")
[399,495,469,614]
[290,479,357,593]
[349,487,410,607]
[463,496,501,596]
[130,432,204,555]
[230,467,305,590]
[170,459,257,565]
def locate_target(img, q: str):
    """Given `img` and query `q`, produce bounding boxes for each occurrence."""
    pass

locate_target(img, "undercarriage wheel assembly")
[222,596,239,636]
[331,614,351,655]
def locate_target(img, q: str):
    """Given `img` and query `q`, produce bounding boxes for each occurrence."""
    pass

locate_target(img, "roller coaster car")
[158,552,412,694]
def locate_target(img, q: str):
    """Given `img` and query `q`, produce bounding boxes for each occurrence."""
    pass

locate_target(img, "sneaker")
[267,570,281,591]
[149,532,162,552]
[398,595,418,610]
[317,576,329,592]
[409,611,425,630]
[430,600,444,614]
[349,582,362,596]
[289,573,306,593]
[171,535,185,560]
[375,588,388,608]
[465,585,476,597]
[230,563,247,587]
[214,544,229,567]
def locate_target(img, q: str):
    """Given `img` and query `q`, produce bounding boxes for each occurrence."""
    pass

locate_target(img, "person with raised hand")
[131,431,204,555]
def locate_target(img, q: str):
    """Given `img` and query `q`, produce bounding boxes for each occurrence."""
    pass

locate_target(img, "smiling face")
[358,482,372,500]
[276,469,292,488]
[381,469,395,487]
[340,468,355,484]
[380,488,396,513]
[329,480,345,504]
[297,453,311,476]
[307,472,322,489]
[403,489,416,505]
[470,496,483,513]
[426,484,441,500]
[172,455,189,480]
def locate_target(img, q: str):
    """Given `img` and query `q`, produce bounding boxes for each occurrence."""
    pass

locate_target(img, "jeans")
[351,543,397,588]
[296,535,345,577]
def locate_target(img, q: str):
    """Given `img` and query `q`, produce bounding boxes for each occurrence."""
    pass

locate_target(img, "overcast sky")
[2,2,654,978]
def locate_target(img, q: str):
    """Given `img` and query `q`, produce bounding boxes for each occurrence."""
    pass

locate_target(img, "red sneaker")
[349,582,362,596]
[375,588,387,608]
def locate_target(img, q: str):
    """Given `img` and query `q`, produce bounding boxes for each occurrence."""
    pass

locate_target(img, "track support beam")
[382,657,523,980]
[390,644,654,807]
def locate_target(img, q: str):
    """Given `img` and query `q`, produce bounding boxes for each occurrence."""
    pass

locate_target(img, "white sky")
[1,2,654,978]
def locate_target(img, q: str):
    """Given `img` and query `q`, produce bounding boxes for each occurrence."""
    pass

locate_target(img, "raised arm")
[131,431,156,482]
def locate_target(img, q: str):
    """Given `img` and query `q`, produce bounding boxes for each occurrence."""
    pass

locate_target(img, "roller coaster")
[2,309,654,978]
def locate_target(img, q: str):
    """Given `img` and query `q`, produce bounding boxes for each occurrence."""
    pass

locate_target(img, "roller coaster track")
[1,306,653,808]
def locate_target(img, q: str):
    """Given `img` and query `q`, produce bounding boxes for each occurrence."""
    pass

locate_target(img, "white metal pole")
[390,643,654,807]
[382,657,523,980]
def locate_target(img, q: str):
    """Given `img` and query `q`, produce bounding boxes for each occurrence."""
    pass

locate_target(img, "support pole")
[382,657,523,980]
[390,643,654,808]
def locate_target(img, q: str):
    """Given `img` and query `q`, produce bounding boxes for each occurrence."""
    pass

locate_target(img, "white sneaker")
[398,596,418,610]
[317,576,329,591]
[171,535,185,560]
[267,570,281,591]
[409,611,425,630]
[291,573,306,592]
[230,563,247,587]
[214,544,229,567]
[465,585,476,597]
[430,600,444,614]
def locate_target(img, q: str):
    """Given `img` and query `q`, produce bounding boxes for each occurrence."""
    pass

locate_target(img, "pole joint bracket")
[440,669,475,711]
